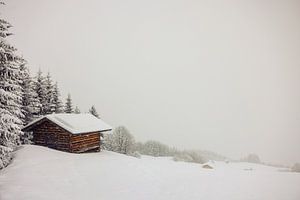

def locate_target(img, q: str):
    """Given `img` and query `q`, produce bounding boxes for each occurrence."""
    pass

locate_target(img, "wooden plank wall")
[33,119,71,152]
[70,132,100,153]
[31,119,101,153]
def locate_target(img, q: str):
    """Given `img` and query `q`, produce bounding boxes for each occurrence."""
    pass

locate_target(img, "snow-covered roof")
[23,113,112,134]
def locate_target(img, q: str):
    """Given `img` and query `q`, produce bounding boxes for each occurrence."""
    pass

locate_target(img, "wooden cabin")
[22,113,112,153]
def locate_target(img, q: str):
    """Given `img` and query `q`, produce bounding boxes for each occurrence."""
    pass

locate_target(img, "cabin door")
[46,132,57,149]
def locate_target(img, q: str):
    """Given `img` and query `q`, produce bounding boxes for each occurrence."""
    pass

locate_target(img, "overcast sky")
[2,0,300,165]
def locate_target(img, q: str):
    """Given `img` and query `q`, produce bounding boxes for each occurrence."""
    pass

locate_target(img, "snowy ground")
[0,145,299,200]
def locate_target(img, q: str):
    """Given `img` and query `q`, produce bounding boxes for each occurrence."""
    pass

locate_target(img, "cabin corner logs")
[24,119,101,153]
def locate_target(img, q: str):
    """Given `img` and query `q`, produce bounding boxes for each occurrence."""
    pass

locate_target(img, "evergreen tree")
[33,69,47,115]
[74,106,80,114]
[44,72,55,114]
[53,82,63,113]
[89,105,99,118]
[64,94,73,113]
[0,11,24,168]
[20,64,40,124]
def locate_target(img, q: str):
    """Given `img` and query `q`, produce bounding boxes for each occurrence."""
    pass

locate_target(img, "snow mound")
[0,145,300,200]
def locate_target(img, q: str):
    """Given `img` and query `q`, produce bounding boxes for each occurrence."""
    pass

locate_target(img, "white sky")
[2,0,300,165]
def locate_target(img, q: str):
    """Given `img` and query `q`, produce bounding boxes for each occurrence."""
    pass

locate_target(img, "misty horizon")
[2,0,300,165]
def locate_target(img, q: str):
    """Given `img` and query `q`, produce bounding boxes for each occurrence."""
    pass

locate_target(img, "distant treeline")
[103,126,228,164]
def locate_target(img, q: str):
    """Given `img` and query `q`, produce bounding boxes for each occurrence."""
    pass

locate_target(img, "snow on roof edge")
[22,113,112,134]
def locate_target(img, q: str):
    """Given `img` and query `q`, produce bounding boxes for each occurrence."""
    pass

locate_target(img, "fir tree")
[34,69,47,115]
[0,10,24,168]
[74,106,81,114]
[53,82,63,113]
[20,64,40,124]
[64,94,73,113]
[44,72,55,114]
[89,105,99,118]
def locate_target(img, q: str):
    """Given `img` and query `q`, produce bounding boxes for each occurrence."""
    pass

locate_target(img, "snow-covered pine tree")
[64,94,73,113]
[44,72,55,114]
[20,64,40,125]
[89,105,100,118]
[0,9,24,169]
[33,69,47,116]
[74,106,80,114]
[53,82,63,113]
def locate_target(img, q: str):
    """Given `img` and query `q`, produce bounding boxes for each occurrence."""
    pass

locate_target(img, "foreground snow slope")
[0,145,299,200]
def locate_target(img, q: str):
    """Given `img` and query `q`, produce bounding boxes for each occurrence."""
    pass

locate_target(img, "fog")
[3,0,300,165]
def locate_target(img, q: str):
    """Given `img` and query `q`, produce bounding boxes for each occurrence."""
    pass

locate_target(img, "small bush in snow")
[291,163,300,172]
[188,151,207,164]
[21,131,33,145]
[134,140,172,157]
[0,145,13,170]
[173,151,206,164]
[130,151,141,159]
[240,154,261,164]
[173,152,193,162]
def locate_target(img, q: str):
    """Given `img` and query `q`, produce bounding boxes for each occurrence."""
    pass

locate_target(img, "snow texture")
[0,145,299,200]
[23,113,112,134]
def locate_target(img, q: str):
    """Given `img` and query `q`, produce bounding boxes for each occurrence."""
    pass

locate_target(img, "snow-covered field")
[0,145,299,200]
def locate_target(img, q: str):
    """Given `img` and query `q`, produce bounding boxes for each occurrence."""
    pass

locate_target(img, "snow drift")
[0,145,299,200]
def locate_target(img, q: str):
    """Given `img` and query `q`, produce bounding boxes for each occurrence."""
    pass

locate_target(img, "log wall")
[70,132,100,153]
[32,119,71,152]
[31,119,101,153]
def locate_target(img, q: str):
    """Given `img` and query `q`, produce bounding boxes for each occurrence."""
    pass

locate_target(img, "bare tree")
[291,163,300,172]
[241,154,261,164]
[140,140,170,157]
[103,126,135,155]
